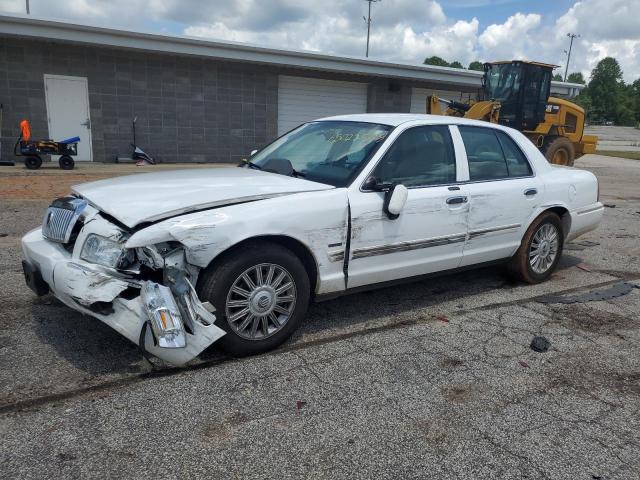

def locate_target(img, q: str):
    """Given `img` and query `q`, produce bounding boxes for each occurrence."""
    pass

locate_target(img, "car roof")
[316,113,505,129]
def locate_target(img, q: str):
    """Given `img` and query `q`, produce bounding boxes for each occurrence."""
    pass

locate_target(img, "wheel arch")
[527,205,571,239]
[199,234,319,296]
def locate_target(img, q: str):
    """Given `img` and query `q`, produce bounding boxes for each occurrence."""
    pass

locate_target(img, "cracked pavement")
[1,154,639,479]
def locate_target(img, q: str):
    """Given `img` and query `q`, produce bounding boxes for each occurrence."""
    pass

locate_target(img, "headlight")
[80,234,131,268]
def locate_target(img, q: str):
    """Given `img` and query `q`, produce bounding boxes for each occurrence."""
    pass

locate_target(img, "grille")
[42,197,87,244]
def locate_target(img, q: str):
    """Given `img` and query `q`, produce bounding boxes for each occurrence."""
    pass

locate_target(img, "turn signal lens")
[141,282,186,348]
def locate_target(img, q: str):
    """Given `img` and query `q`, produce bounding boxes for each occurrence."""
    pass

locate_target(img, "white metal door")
[44,74,93,161]
[410,87,475,114]
[346,124,469,289]
[347,186,469,288]
[460,177,542,266]
[454,125,543,266]
[278,76,367,135]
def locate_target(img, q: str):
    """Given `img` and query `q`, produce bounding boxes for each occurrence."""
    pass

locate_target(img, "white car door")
[455,125,543,267]
[347,124,469,289]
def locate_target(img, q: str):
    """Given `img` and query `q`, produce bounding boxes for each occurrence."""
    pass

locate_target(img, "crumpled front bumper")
[21,227,225,366]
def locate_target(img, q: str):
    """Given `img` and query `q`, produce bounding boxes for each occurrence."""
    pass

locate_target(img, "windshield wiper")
[239,159,262,170]
[292,168,306,178]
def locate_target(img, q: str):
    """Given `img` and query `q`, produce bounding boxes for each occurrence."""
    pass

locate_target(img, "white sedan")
[22,114,603,365]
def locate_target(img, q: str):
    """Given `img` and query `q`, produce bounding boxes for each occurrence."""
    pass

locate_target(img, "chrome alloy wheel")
[225,263,297,340]
[529,223,559,274]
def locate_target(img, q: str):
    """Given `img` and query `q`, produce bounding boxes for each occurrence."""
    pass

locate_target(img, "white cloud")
[478,13,541,59]
[1,0,638,82]
[552,0,640,81]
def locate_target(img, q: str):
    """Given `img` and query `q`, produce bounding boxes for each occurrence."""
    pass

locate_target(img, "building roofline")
[0,14,585,93]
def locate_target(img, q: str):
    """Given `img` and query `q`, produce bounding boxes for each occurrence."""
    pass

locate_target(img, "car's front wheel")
[197,241,310,356]
[508,212,564,283]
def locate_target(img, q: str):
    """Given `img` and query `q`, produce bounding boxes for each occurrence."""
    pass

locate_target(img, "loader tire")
[542,136,575,166]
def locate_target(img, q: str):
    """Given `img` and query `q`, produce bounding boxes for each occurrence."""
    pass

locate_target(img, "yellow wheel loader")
[427,60,598,166]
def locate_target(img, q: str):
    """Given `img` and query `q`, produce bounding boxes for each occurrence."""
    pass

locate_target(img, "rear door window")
[495,130,532,177]
[459,126,532,180]
[459,126,509,181]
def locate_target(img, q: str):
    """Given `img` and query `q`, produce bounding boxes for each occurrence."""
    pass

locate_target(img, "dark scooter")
[116,116,156,165]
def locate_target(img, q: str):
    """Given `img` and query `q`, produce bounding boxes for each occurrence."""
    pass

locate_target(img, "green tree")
[449,61,464,69]
[573,89,593,120]
[468,61,484,71]
[567,72,586,84]
[588,57,626,123]
[616,83,636,125]
[553,73,563,81]
[631,79,640,123]
[423,56,449,67]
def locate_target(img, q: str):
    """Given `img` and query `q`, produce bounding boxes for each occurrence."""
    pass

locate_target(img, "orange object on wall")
[20,119,31,142]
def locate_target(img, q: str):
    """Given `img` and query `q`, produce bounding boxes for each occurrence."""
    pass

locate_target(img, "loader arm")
[426,95,501,123]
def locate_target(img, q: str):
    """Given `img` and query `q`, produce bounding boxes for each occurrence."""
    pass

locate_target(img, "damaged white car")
[22,114,603,365]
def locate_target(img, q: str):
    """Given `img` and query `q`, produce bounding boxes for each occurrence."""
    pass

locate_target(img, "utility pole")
[564,33,580,82]
[363,0,381,58]
[26,0,30,15]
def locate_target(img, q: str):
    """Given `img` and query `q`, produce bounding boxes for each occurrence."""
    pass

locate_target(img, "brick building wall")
[0,37,279,164]
[0,35,477,164]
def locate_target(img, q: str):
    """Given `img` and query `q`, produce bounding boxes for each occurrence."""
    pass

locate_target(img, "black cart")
[14,120,80,170]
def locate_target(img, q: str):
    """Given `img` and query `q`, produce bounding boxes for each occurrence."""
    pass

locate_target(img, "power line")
[564,33,580,82]
[363,0,381,58]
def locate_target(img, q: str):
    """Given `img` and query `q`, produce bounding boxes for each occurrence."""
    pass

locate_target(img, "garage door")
[278,76,368,135]
[410,87,476,114]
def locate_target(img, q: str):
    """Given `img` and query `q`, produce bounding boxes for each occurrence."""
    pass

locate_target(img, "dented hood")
[72,167,333,228]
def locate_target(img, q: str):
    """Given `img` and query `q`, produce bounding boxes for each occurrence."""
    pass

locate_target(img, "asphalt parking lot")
[1,155,639,479]
[586,125,640,152]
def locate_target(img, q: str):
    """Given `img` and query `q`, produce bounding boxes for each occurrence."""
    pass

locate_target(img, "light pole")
[564,33,580,82]
[363,0,381,57]
[26,0,30,15]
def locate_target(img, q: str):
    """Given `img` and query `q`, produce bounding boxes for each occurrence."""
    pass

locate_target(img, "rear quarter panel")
[541,166,598,211]
[537,165,602,241]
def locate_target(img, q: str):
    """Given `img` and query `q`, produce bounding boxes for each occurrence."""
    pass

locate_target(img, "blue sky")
[0,0,638,81]
[441,0,575,27]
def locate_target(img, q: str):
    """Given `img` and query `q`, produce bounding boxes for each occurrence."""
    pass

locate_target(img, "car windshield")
[247,121,392,187]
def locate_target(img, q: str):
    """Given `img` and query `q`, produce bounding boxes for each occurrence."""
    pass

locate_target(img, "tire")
[59,155,75,170]
[507,211,564,284]
[24,156,42,169]
[197,241,311,357]
[542,136,575,166]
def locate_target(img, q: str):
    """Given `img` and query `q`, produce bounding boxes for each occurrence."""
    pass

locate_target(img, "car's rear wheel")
[197,241,310,356]
[508,211,564,284]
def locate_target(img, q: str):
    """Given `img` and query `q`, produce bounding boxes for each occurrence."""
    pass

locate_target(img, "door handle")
[446,196,467,205]
[524,188,537,197]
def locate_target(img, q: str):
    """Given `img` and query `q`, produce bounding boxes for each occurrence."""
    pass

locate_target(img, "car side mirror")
[250,149,258,156]
[383,184,408,220]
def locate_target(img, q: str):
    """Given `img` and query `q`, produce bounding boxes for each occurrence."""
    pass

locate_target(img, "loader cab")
[483,61,553,131]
